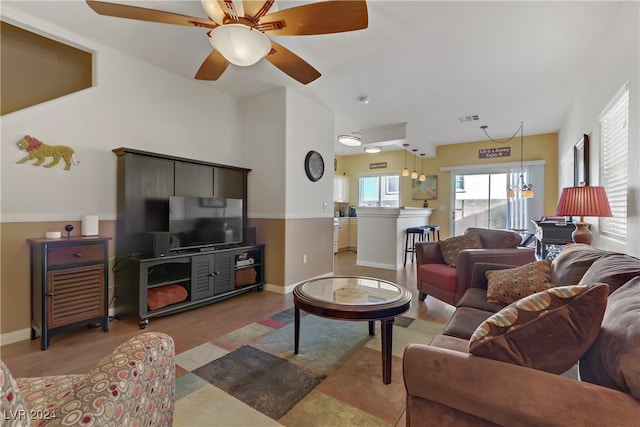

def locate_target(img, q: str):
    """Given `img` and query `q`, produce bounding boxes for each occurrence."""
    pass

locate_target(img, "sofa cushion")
[457,288,507,313]
[580,277,640,398]
[468,283,608,374]
[578,253,640,295]
[485,259,553,304]
[438,233,483,267]
[429,335,470,353]
[465,228,522,249]
[418,264,457,293]
[443,307,493,340]
[550,243,607,286]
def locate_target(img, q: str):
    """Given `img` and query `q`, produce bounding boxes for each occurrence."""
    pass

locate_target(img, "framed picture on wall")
[573,134,589,186]
[412,175,437,200]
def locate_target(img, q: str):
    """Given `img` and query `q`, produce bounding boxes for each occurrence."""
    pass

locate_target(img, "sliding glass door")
[448,162,543,238]
[452,172,508,236]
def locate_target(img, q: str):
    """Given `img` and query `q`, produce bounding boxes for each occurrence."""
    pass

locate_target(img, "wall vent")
[458,115,479,123]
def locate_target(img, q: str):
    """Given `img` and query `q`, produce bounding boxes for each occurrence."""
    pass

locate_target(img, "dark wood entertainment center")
[113,148,265,328]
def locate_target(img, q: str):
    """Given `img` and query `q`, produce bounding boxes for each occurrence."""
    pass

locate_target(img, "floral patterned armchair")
[1,332,175,427]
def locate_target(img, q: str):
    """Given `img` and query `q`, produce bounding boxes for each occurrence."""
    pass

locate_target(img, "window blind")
[599,82,629,240]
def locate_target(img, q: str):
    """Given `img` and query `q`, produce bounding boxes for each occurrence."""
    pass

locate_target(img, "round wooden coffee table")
[293,276,412,384]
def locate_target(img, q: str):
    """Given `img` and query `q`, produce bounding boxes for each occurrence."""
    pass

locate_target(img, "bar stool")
[404,227,427,266]
[423,225,441,241]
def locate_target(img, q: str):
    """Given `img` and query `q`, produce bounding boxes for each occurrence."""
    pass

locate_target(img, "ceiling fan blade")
[265,40,320,85]
[86,1,216,29]
[195,50,229,80]
[259,0,367,36]
[243,0,275,21]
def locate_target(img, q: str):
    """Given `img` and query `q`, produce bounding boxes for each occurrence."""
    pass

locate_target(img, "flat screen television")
[169,196,243,251]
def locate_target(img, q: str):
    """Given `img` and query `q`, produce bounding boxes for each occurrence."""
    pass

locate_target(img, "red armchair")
[415,228,535,306]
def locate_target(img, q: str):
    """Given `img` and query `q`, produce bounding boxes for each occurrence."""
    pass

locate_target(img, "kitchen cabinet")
[348,218,358,250]
[334,175,350,203]
[337,218,349,251]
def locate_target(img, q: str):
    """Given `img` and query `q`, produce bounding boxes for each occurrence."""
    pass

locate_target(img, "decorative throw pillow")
[438,232,483,267]
[147,284,188,311]
[486,259,553,304]
[468,283,609,374]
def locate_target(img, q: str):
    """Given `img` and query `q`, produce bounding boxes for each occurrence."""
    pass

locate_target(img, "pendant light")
[402,143,410,176]
[411,149,418,179]
[481,121,533,199]
[419,153,426,181]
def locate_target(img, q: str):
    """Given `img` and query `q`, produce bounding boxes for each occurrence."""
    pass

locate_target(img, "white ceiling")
[2,1,625,156]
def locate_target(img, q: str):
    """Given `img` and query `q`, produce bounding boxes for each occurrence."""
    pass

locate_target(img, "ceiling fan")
[85,0,368,84]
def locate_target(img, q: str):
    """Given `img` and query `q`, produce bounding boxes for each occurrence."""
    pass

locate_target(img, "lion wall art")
[16,135,76,171]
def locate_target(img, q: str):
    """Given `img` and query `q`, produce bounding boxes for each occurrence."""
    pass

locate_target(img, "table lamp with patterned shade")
[555,183,612,245]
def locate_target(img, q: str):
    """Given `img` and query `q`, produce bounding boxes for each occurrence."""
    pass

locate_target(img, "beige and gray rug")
[173,307,445,427]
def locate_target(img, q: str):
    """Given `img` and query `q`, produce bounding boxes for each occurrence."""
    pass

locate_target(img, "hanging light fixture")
[364,146,382,154]
[402,143,410,176]
[481,121,533,199]
[419,153,426,181]
[411,149,419,179]
[337,132,362,147]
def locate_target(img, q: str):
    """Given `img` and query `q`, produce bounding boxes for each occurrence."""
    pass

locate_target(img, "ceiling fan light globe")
[209,24,271,67]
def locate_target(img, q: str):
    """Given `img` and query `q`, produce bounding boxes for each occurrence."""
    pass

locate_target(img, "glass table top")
[297,276,405,306]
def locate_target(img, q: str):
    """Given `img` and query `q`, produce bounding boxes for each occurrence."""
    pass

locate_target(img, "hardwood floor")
[1,251,453,378]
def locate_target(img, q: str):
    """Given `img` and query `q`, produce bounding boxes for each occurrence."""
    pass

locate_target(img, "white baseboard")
[0,328,31,346]
[355,260,398,270]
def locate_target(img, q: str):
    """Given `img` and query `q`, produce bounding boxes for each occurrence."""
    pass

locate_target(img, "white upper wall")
[284,89,334,219]
[1,6,242,222]
[558,1,639,257]
[241,88,287,219]
[241,87,335,220]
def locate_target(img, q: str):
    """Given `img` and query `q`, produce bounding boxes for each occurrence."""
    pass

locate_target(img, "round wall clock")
[304,150,324,182]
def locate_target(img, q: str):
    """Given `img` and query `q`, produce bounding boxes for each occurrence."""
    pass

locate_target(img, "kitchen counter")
[356,207,433,269]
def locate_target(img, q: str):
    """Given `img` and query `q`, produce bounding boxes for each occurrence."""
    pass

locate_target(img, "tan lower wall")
[248,217,334,291]
[284,218,334,286]
[248,218,286,288]
[0,220,116,336]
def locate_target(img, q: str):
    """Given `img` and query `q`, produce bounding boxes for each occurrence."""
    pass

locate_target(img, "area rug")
[173,307,446,426]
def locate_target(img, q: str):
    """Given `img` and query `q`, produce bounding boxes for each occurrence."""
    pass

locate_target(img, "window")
[358,173,400,207]
[600,82,628,240]
[455,175,465,193]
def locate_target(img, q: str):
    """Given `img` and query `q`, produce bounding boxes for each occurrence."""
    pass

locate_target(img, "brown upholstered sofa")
[0,332,175,426]
[402,244,640,426]
[415,228,535,306]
